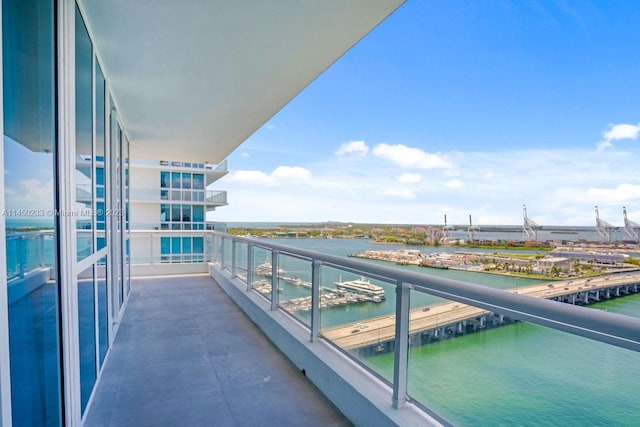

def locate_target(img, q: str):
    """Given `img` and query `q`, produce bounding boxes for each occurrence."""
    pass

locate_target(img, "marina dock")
[322,273,640,352]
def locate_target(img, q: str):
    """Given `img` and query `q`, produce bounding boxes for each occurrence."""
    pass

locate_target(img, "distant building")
[538,257,571,270]
[129,159,228,270]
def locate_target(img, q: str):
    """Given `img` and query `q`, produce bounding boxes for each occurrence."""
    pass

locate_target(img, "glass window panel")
[95,61,106,247]
[75,5,93,260]
[182,205,191,222]
[161,237,170,255]
[3,0,62,423]
[172,236,181,254]
[192,173,204,190]
[160,171,170,188]
[193,205,204,222]
[78,265,96,413]
[171,204,181,222]
[96,201,105,223]
[96,166,104,186]
[182,237,192,254]
[182,172,191,189]
[193,237,204,254]
[97,257,108,366]
[171,172,180,188]
[160,204,169,222]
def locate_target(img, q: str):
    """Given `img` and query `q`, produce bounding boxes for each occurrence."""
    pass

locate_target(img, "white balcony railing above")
[129,188,227,206]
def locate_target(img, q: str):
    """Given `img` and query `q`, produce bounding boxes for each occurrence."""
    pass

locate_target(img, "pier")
[322,273,640,354]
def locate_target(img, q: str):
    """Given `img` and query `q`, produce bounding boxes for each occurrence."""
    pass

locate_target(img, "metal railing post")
[271,250,279,310]
[247,243,254,291]
[18,235,25,278]
[220,235,226,270]
[310,259,322,342]
[39,233,45,267]
[392,282,411,409]
[231,239,237,277]
[212,233,218,263]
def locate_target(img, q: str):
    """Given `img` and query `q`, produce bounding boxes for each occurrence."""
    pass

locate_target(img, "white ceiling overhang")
[79,0,405,164]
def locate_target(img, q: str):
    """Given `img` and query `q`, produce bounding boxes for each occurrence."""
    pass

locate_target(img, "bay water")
[260,238,640,426]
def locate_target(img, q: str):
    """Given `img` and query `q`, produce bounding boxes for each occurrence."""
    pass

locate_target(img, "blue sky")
[215,1,640,226]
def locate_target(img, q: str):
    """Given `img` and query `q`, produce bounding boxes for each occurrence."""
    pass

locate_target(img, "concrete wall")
[130,203,158,227]
[130,167,157,189]
[132,263,208,277]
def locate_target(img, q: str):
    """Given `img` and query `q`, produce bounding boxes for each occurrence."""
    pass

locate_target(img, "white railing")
[210,231,640,414]
[129,230,214,265]
[131,158,228,174]
[129,188,227,206]
[5,231,53,281]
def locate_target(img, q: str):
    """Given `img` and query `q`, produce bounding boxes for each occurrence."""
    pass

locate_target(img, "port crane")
[522,204,541,241]
[442,214,455,237]
[623,206,640,242]
[467,214,480,241]
[594,206,616,242]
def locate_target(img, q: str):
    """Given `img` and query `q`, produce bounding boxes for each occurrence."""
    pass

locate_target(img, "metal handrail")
[211,231,640,411]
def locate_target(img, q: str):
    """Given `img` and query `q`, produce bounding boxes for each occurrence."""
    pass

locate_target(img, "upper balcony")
[132,159,228,185]
[130,188,227,209]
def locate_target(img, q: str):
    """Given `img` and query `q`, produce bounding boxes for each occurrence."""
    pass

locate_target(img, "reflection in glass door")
[109,109,125,317]
[3,0,62,424]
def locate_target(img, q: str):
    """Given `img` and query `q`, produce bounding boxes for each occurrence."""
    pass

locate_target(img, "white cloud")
[227,166,311,187]
[587,183,640,203]
[383,187,416,199]
[227,170,276,186]
[265,123,276,130]
[373,143,451,169]
[598,122,640,150]
[241,152,250,158]
[335,140,369,157]
[603,123,640,141]
[397,173,422,184]
[596,140,613,152]
[5,179,54,210]
[272,166,311,180]
[219,131,640,225]
[445,179,463,188]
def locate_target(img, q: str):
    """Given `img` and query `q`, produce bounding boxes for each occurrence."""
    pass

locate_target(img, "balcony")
[204,233,640,425]
[10,230,640,425]
[132,158,228,178]
[129,188,227,208]
[83,275,349,426]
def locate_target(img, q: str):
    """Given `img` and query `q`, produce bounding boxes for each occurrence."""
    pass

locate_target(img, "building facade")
[129,159,227,274]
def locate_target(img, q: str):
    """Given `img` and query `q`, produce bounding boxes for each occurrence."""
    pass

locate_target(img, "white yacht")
[333,276,386,302]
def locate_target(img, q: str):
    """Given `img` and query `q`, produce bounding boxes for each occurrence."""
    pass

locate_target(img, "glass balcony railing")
[129,188,227,206]
[5,231,54,281]
[210,232,640,425]
[131,158,228,174]
[129,230,214,265]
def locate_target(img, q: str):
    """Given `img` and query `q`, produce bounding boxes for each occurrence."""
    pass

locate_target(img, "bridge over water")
[322,273,640,354]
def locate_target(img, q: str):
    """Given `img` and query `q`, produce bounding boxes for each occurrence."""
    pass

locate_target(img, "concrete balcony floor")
[84,274,350,427]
